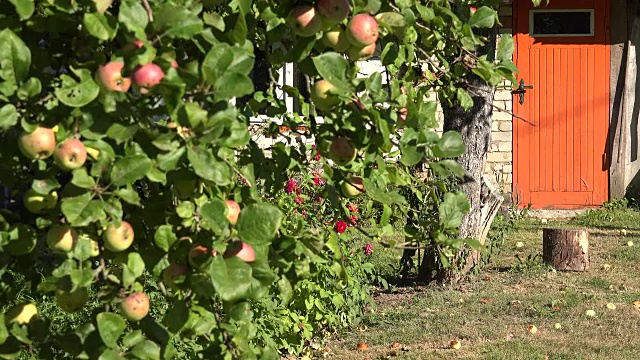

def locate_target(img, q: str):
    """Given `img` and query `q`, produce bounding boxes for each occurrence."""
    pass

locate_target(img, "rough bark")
[542,228,590,271]
[424,25,498,283]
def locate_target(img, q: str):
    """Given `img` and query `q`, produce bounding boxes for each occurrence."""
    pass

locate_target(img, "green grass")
[327,210,640,360]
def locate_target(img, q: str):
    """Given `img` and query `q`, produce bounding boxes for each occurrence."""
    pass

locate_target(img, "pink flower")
[349,215,357,226]
[364,244,372,255]
[334,220,347,234]
[315,196,324,203]
[295,195,303,205]
[347,202,358,213]
[312,145,321,161]
[313,176,322,186]
[285,178,298,193]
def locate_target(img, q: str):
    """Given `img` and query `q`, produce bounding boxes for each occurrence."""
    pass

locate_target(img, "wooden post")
[542,228,590,271]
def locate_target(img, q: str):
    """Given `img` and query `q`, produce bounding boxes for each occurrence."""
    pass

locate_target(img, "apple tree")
[0,0,518,358]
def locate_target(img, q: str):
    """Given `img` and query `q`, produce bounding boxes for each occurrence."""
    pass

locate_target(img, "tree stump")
[542,228,590,271]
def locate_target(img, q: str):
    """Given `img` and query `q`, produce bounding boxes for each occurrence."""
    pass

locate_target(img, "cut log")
[542,228,590,271]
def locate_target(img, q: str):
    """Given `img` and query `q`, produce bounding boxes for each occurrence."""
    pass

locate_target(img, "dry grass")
[323,213,640,360]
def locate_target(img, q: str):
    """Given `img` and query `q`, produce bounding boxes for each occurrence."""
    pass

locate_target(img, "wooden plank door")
[513,0,610,209]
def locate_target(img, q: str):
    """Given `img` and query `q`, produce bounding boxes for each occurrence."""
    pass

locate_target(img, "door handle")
[511,79,534,105]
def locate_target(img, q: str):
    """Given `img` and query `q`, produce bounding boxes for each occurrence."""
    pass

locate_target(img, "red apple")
[322,26,351,52]
[171,60,178,68]
[103,221,134,252]
[18,127,56,160]
[346,13,379,47]
[96,62,131,92]
[132,63,164,94]
[223,241,255,262]
[120,292,149,321]
[162,263,190,291]
[311,79,341,111]
[188,244,217,271]
[288,5,323,37]
[329,137,357,166]
[133,39,144,48]
[53,138,87,171]
[225,200,241,225]
[347,42,377,61]
[318,0,350,26]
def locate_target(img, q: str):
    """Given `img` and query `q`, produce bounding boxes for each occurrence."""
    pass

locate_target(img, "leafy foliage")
[0,0,519,358]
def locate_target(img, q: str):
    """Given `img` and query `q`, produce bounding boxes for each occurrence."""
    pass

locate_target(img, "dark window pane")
[532,11,592,35]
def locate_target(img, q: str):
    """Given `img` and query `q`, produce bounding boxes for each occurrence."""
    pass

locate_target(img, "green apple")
[103,221,134,252]
[55,287,89,313]
[23,188,58,214]
[340,177,364,198]
[311,80,341,111]
[46,225,78,253]
[5,303,38,325]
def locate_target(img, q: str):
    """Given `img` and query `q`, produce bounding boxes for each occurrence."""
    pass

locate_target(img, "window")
[530,10,594,37]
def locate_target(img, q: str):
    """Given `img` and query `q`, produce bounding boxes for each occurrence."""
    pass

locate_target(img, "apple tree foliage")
[0,0,522,358]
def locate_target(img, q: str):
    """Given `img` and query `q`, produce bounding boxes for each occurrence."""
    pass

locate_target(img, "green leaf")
[209,256,253,302]
[187,146,232,185]
[123,252,145,287]
[375,12,406,28]
[70,268,93,289]
[469,6,496,28]
[83,12,118,41]
[118,0,148,38]
[311,52,352,93]
[203,12,225,31]
[236,203,283,246]
[16,77,42,100]
[72,235,95,262]
[61,192,106,227]
[456,88,474,110]
[176,201,195,219]
[31,178,61,194]
[110,155,152,186]
[163,300,189,334]
[154,225,177,252]
[71,168,97,188]
[157,147,185,172]
[96,312,126,348]
[99,349,126,360]
[497,34,515,61]
[439,192,471,229]
[54,67,100,107]
[153,5,203,39]
[0,314,8,345]
[8,0,34,20]
[130,340,161,360]
[0,29,31,96]
[122,330,144,348]
[201,43,254,99]
[434,131,466,158]
[114,188,141,206]
[106,124,138,144]
[198,200,227,234]
[0,104,18,130]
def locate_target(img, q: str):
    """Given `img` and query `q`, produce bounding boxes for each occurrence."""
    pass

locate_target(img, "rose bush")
[0,0,518,358]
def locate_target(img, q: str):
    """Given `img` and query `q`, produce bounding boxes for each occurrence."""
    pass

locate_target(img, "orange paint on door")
[513,0,610,209]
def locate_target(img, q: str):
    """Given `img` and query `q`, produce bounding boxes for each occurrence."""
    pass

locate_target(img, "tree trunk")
[542,228,590,271]
[424,25,498,283]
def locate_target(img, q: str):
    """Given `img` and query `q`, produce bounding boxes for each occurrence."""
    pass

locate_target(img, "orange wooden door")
[513,0,610,209]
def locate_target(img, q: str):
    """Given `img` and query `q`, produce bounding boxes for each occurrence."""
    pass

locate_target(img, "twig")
[141,0,154,22]
[492,103,536,127]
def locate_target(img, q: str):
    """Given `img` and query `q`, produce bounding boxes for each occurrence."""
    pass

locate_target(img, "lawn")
[324,209,640,360]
